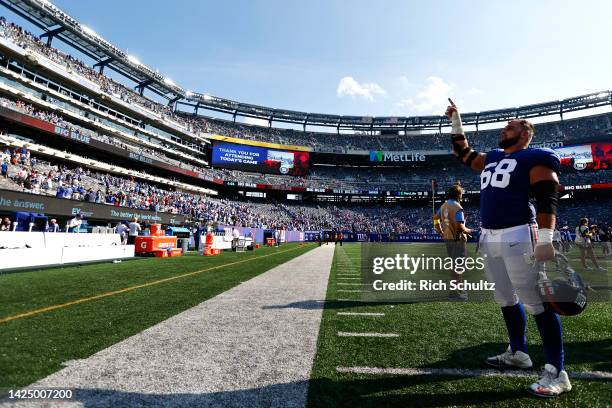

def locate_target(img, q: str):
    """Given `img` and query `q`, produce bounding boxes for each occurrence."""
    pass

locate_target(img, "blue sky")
[4,0,612,119]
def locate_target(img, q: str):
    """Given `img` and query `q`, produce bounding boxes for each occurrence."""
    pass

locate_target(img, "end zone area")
[0,243,316,391]
[308,243,612,408]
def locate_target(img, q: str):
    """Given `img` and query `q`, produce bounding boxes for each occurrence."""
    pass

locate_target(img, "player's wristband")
[536,228,554,246]
[450,111,464,135]
[450,134,466,154]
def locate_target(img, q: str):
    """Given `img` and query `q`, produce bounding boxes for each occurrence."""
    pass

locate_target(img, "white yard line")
[337,312,385,317]
[337,332,399,338]
[336,366,612,380]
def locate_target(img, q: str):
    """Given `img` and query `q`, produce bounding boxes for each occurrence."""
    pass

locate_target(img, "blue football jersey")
[480,147,560,229]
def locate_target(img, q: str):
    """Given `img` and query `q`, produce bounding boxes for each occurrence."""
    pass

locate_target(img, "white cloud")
[337,76,386,101]
[467,87,483,95]
[396,76,452,114]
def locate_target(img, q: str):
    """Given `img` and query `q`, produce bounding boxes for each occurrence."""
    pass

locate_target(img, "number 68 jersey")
[480,147,560,229]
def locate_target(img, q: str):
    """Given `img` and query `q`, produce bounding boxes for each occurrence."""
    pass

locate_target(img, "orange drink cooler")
[135,236,178,254]
[150,223,163,236]
[202,232,220,256]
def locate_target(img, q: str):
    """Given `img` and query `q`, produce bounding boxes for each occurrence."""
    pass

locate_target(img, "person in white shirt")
[552,228,561,252]
[116,222,128,245]
[127,217,141,245]
[575,218,605,271]
[46,218,59,232]
[67,214,82,233]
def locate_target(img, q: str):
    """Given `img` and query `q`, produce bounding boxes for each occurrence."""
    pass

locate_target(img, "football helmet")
[535,252,587,316]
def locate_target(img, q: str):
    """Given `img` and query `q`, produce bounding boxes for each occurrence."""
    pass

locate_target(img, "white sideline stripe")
[337,277,361,280]
[335,366,612,380]
[337,273,359,276]
[10,245,336,408]
[337,312,385,316]
[337,282,365,286]
[337,332,399,338]
[337,289,367,292]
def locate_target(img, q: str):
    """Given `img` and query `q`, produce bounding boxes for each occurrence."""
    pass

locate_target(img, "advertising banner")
[369,150,427,164]
[212,141,310,175]
[0,189,187,225]
[557,142,611,170]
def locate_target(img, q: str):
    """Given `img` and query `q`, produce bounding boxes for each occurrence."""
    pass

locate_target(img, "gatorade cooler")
[150,223,163,236]
[202,233,215,256]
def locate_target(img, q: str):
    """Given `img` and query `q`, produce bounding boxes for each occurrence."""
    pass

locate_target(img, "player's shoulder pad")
[526,147,560,173]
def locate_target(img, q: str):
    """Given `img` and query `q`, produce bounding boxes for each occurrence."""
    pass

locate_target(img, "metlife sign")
[369,151,426,163]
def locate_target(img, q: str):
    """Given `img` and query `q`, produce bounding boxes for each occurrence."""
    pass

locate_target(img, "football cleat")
[527,364,572,398]
[486,345,533,369]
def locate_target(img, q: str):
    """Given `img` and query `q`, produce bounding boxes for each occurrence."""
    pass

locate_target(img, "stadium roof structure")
[2,0,611,131]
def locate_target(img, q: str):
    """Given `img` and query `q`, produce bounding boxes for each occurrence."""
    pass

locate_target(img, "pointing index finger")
[448,98,456,107]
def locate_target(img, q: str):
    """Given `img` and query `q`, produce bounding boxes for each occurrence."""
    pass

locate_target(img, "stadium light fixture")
[163,77,176,87]
[203,94,213,101]
[186,91,194,97]
[127,54,141,65]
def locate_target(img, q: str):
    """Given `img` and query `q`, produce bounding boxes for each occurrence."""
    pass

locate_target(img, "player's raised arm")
[445,98,486,172]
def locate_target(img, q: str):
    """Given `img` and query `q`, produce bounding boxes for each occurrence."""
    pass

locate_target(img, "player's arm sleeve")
[533,148,561,174]
[452,138,486,172]
[455,210,465,223]
[530,149,561,214]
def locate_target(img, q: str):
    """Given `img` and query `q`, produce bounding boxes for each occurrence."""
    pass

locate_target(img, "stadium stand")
[0,15,609,238]
[184,113,610,153]
[2,143,610,234]
[1,14,610,154]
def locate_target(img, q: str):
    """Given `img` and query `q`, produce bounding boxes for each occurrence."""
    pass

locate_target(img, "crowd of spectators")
[185,113,610,153]
[0,96,483,193]
[0,91,607,194]
[2,145,609,234]
[0,17,199,132]
[0,97,206,173]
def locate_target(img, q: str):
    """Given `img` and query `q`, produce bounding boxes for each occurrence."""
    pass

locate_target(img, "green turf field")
[308,243,612,407]
[0,242,315,390]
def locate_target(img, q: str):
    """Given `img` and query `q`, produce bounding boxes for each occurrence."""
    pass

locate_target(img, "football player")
[445,99,571,397]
